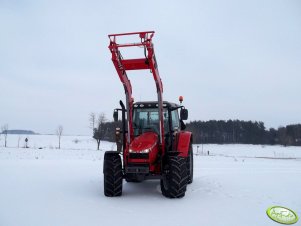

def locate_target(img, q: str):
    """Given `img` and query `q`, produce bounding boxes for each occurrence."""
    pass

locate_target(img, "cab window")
[171,110,180,130]
[133,108,168,136]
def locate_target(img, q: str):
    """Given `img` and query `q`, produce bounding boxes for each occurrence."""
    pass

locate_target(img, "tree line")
[94,118,301,146]
[186,120,301,146]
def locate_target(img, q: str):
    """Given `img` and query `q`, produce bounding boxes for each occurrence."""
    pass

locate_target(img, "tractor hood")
[129,132,158,153]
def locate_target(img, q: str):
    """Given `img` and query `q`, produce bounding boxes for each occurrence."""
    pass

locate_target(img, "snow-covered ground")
[0,135,300,226]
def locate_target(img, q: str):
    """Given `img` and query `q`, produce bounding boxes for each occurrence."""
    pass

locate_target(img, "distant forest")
[99,120,301,146]
[1,130,36,135]
[187,120,301,146]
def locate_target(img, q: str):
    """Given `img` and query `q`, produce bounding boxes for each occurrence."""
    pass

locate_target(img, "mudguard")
[176,131,193,157]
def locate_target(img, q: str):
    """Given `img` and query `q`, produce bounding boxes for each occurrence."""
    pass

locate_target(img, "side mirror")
[113,110,118,122]
[180,109,188,120]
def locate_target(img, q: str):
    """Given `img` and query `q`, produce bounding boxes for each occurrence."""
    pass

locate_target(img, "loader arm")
[108,31,165,152]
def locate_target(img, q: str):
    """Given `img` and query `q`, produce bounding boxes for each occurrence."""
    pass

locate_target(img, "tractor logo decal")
[266,206,298,224]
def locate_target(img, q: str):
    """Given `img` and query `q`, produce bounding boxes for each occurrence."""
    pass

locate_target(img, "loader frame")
[108,31,165,154]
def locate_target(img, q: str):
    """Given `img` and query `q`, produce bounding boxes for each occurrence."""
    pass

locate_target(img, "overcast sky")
[0,0,300,135]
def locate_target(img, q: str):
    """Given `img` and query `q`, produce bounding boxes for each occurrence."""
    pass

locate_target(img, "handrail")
[108,31,155,45]
[108,31,154,38]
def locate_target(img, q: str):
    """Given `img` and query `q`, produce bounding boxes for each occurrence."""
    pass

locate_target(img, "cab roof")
[133,101,181,109]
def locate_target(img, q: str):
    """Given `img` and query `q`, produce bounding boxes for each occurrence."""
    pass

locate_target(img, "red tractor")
[103,31,193,198]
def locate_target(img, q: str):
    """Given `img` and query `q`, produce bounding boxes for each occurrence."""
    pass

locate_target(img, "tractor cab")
[113,101,188,154]
[131,101,184,156]
[133,101,183,137]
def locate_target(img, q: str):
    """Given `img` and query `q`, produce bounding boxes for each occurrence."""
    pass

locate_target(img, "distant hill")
[1,130,37,135]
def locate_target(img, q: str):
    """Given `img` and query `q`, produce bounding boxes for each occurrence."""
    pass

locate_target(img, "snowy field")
[0,135,300,226]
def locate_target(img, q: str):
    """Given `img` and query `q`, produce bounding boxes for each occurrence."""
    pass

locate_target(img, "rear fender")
[175,131,192,157]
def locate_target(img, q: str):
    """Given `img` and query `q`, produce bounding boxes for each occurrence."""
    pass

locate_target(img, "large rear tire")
[103,152,123,197]
[160,156,188,198]
[187,145,194,184]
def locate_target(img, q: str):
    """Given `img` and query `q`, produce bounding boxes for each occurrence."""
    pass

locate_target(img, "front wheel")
[103,151,123,197]
[160,156,188,198]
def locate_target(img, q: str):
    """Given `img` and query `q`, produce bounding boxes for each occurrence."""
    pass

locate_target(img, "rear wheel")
[103,151,123,197]
[160,156,188,198]
[187,145,194,184]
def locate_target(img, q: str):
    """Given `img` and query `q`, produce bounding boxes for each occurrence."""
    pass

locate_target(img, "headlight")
[140,149,150,153]
[129,148,150,153]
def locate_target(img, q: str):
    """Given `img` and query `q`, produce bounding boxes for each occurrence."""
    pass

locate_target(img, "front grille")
[129,153,149,159]
[126,165,149,174]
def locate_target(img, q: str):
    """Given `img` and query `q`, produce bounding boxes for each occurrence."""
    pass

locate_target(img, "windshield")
[133,108,168,136]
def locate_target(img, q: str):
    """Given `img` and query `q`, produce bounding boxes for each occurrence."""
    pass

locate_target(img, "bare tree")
[1,124,8,147]
[56,125,63,149]
[97,113,106,128]
[93,113,106,150]
[89,112,96,134]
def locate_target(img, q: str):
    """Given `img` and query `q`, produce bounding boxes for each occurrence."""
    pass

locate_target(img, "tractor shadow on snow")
[122,180,163,197]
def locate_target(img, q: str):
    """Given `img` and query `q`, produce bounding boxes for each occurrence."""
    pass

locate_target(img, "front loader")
[103,31,193,198]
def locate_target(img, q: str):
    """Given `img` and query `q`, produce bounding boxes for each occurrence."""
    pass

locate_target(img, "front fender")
[176,131,192,157]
